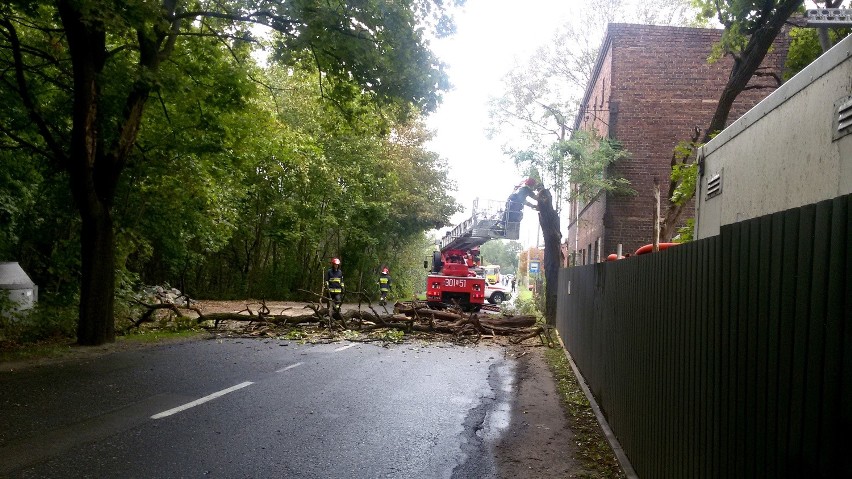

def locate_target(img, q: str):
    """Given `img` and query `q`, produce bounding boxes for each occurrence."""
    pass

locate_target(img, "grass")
[119,328,204,343]
[0,327,205,364]
[544,345,626,478]
[0,339,76,363]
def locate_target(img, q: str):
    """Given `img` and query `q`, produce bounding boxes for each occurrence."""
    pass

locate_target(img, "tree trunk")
[705,4,798,141]
[59,0,115,345]
[77,207,116,344]
[57,0,177,345]
[537,188,561,326]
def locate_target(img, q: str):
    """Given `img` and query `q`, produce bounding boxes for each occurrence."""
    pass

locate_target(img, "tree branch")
[0,17,66,161]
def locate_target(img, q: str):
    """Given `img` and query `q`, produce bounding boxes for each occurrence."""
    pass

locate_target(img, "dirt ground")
[497,344,590,478]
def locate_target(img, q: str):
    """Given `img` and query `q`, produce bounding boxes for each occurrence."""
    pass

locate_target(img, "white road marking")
[151,381,254,419]
[275,362,303,373]
[334,343,356,352]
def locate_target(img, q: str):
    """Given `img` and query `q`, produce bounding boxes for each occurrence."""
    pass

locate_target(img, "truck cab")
[482,264,501,285]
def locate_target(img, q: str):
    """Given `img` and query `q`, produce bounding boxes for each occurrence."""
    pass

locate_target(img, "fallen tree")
[127,292,551,346]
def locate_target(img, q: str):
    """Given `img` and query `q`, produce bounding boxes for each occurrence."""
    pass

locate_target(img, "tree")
[0,0,460,345]
[528,131,634,325]
[784,21,850,80]
[661,0,813,240]
[536,187,561,325]
[487,0,698,322]
[480,239,522,274]
[124,61,459,302]
[488,0,702,213]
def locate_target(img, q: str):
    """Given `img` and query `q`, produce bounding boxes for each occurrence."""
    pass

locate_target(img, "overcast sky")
[425,0,584,247]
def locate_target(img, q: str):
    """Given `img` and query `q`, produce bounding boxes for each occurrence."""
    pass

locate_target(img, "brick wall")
[569,192,607,265]
[568,24,790,260]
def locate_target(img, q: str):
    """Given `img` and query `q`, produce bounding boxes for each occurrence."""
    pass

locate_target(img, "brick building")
[565,24,790,265]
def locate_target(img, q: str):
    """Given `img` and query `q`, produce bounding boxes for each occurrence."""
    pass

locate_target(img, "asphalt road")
[0,338,517,478]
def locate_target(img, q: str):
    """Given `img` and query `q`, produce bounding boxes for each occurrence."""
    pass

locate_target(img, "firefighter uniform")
[325,260,344,312]
[378,269,391,306]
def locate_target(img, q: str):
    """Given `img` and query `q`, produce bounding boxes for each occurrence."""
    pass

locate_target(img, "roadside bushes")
[0,300,77,346]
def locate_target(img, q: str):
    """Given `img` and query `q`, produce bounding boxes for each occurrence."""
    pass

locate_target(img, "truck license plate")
[444,278,466,288]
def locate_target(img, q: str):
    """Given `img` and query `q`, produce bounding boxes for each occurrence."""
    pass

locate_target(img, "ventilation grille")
[706,173,722,200]
[805,8,852,25]
[836,96,852,140]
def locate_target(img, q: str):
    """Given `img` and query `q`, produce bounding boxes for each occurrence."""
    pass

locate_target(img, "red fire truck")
[425,198,522,311]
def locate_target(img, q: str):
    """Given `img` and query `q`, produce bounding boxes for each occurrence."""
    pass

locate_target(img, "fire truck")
[425,198,522,311]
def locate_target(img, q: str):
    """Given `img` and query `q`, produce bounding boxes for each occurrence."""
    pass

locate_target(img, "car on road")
[485,282,512,304]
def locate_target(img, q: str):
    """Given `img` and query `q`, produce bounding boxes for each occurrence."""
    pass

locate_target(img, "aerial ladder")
[425,198,522,311]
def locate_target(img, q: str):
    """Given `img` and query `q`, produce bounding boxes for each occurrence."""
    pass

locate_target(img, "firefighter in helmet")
[325,257,345,313]
[504,177,540,237]
[378,267,392,306]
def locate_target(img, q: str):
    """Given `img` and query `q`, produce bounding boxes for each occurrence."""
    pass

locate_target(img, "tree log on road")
[129,297,550,345]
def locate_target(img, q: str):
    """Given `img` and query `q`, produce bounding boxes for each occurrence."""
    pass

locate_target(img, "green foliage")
[179,65,458,299]
[693,0,804,68]
[550,129,636,203]
[0,0,463,344]
[480,240,523,274]
[0,0,463,332]
[0,152,40,259]
[377,329,405,343]
[544,347,626,477]
[119,329,202,343]
[0,293,14,318]
[674,218,695,242]
[785,26,852,80]
[0,303,78,345]
[671,161,698,206]
[282,328,309,341]
[503,289,541,317]
[507,128,636,214]
[487,0,700,211]
[341,330,361,341]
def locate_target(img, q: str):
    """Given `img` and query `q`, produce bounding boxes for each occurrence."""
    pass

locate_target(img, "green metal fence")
[557,194,851,478]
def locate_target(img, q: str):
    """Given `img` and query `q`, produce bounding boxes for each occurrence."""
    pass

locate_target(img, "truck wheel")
[490,292,504,304]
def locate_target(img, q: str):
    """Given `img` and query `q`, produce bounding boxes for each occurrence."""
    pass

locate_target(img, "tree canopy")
[0,0,463,345]
[487,0,702,211]
[661,0,819,240]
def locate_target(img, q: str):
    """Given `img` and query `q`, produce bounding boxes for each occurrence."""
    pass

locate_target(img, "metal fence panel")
[556,193,851,477]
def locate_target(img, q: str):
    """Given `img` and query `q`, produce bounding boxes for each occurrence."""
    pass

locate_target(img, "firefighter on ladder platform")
[378,267,391,306]
[325,257,344,313]
[504,177,540,238]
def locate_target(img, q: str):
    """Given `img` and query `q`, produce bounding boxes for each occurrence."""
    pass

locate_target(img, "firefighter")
[325,257,345,313]
[504,178,540,236]
[509,177,540,211]
[378,267,392,306]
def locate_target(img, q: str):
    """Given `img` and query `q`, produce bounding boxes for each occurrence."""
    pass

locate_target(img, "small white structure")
[695,33,852,239]
[0,262,38,312]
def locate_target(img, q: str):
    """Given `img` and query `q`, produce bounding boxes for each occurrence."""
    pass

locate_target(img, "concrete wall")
[695,33,852,239]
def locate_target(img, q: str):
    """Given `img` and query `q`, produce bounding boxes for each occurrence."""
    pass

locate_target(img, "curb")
[556,333,639,479]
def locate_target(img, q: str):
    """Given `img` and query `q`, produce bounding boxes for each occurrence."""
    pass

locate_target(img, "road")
[1,338,523,478]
